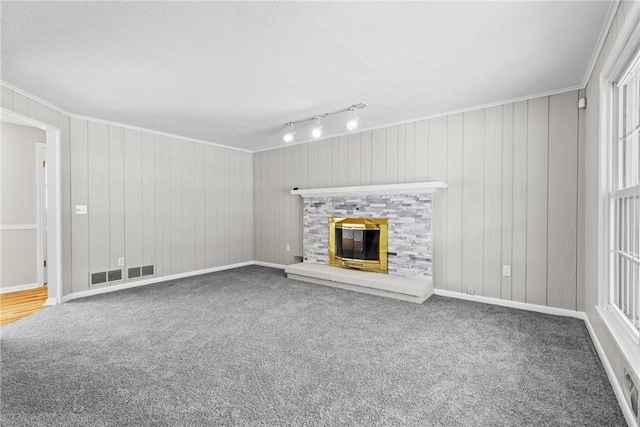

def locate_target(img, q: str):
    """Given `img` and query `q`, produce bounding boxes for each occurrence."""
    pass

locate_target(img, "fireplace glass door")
[335,228,380,261]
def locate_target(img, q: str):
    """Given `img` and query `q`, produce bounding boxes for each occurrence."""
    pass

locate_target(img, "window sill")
[596,304,640,379]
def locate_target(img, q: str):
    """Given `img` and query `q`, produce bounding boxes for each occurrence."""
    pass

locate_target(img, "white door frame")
[36,142,47,288]
[2,108,62,305]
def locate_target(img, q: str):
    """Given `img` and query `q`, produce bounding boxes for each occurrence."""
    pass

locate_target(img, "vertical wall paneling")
[462,110,485,294]
[501,104,514,300]
[371,129,386,184]
[512,101,528,302]
[347,133,361,186]
[483,106,503,298]
[245,152,254,261]
[154,135,164,277]
[428,116,448,290]
[124,129,143,274]
[87,121,110,277]
[141,132,156,267]
[360,131,372,185]
[12,92,29,117]
[161,136,172,275]
[28,99,38,119]
[525,97,549,305]
[70,118,89,291]
[576,88,586,312]
[307,141,319,189]
[338,135,349,187]
[290,145,302,257]
[194,143,206,270]
[317,140,328,188]
[283,147,292,264]
[385,126,399,184]
[330,137,340,188]
[275,147,284,265]
[59,113,73,295]
[224,149,233,265]
[110,125,127,275]
[547,91,578,310]
[181,141,196,272]
[397,125,407,183]
[206,145,219,266]
[262,150,272,262]
[170,138,183,273]
[446,114,464,292]
[1,86,13,109]
[414,120,429,181]
[405,122,416,182]
[267,149,276,264]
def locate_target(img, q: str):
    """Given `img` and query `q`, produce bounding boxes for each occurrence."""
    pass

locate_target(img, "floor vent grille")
[141,265,154,276]
[108,269,122,282]
[128,267,141,279]
[90,272,107,285]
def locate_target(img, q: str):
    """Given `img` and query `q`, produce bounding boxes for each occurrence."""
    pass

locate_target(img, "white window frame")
[599,1,640,378]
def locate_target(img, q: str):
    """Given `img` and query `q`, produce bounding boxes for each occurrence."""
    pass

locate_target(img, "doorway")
[1,108,62,305]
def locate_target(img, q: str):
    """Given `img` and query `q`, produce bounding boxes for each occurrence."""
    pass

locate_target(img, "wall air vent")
[141,265,154,276]
[108,269,122,282]
[128,267,141,279]
[90,272,107,286]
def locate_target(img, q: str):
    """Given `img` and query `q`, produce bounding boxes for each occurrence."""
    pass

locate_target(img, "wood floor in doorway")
[0,287,48,327]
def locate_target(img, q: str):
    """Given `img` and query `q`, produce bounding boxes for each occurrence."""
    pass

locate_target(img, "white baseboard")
[60,261,254,303]
[584,315,639,427]
[253,261,287,269]
[433,289,586,320]
[44,297,58,306]
[0,282,40,294]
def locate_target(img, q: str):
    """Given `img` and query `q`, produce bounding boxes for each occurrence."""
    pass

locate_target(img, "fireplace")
[329,218,388,273]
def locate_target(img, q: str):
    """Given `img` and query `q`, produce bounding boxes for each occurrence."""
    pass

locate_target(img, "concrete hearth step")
[284,263,433,304]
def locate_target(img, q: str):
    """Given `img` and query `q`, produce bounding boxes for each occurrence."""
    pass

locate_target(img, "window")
[610,56,640,340]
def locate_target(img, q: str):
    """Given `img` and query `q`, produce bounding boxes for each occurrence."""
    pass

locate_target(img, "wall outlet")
[467,286,474,295]
[502,265,511,277]
[286,244,290,252]
[118,257,125,267]
[75,205,87,215]
[624,366,639,419]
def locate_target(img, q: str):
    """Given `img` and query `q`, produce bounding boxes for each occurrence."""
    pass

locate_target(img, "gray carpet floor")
[0,265,625,426]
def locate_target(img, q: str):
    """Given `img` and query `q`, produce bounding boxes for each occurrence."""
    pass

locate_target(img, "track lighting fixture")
[283,122,295,143]
[346,108,359,131]
[282,102,367,143]
[311,117,323,138]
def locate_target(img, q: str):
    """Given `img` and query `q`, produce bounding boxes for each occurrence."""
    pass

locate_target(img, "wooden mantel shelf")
[290,181,447,198]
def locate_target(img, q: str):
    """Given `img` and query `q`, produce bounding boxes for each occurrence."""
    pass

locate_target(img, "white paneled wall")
[254,91,581,310]
[1,86,254,295]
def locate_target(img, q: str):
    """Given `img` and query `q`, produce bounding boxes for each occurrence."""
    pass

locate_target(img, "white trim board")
[60,261,254,303]
[433,289,586,320]
[291,181,447,198]
[585,315,640,427]
[0,283,41,294]
[253,261,287,270]
[0,224,37,230]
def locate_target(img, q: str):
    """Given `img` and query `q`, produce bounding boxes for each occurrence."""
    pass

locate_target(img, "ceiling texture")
[1,1,612,152]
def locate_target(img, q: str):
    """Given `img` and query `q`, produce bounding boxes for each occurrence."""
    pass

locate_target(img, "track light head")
[346,108,359,131]
[311,117,322,138]
[283,123,295,143]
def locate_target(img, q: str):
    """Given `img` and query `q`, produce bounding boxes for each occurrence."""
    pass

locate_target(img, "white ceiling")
[1,1,612,152]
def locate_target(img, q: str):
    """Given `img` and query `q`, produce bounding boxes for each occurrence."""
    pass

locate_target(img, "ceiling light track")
[283,102,367,142]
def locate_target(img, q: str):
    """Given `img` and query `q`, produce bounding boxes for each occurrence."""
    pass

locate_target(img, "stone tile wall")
[303,194,432,278]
